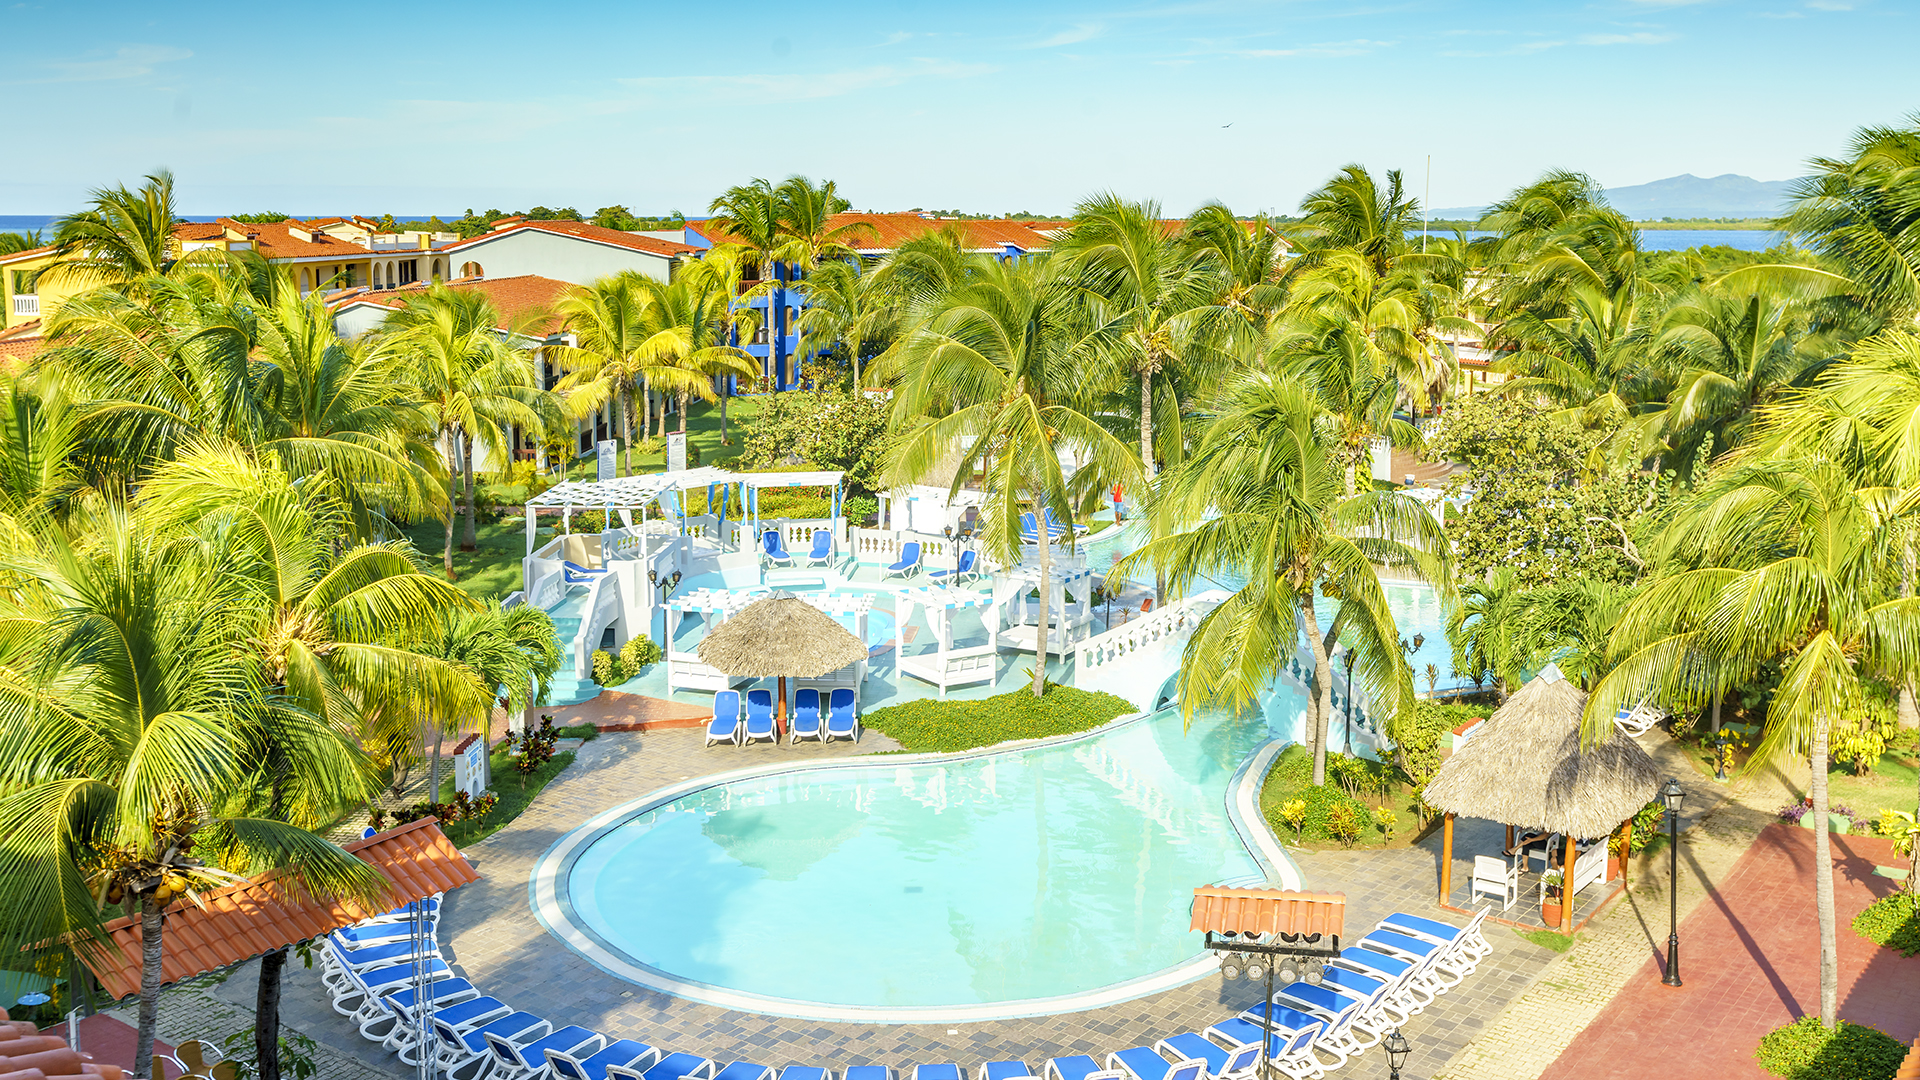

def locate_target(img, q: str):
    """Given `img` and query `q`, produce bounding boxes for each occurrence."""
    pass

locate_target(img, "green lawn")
[860,684,1134,753]
[548,395,765,482]
[434,745,578,847]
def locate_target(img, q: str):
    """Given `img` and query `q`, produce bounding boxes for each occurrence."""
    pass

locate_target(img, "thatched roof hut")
[696,592,868,678]
[1424,664,1661,840]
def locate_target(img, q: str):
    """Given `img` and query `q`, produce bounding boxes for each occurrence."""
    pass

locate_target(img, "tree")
[48,170,196,288]
[375,286,548,571]
[0,229,43,257]
[0,506,386,1080]
[1446,568,1525,699]
[1180,204,1287,323]
[1118,373,1450,786]
[740,388,894,492]
[1780,112,1920,318]
[888,256,1141,696]
[1589,461,1920,1030]
[793,259,898,391]
[770,176,874,270]
[552,272,658,476]
[619,267,759,437]
[411,602,562,799]
[1288,165,1422,277]
[707,179,785,384]
[1054,193,1240,475]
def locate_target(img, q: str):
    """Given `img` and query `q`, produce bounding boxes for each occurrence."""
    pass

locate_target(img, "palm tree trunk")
[679,392,690,435]
[622,386,635,477]
[720,379,731,445]
[460,437,477,551]
[1811,714,1837,1027]
[1300,593,1334,787]
[1139,370,1155,475]
[442,428,456,576]
[1033,530,1051,698]
[429,726,446,808]
[134,900,164,1080]
[256,946,288,1080]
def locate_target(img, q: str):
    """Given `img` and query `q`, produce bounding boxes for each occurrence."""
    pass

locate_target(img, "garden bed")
[1258,744,1436,851]
[428,739,584,847]
[859,684,1134,753]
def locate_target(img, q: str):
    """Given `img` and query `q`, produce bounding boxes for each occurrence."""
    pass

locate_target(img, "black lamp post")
[1340,647,1357,755]
[1661,776,1686,987]
[1383,1029,1411,1080]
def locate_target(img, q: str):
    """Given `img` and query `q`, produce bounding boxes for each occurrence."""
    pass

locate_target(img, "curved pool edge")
[1227,739,1302,890]
[525,707,1275,1023]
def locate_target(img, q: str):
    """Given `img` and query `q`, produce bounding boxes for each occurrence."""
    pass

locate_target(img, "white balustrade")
[1075,595,1214,672]
[11,296,38,318]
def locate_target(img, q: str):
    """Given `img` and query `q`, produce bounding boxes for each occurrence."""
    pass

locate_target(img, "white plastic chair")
[1470,855,1520,911]
[1614,698,1665,737]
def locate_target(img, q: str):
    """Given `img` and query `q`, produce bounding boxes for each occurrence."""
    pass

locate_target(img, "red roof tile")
[687,213,1059,255]
[0,1018,126,1079]
[1189,886,1347,940]
[0,244,56,266]
[444,219,697,259]
[84,818,478,1002]
[0,321,44,370]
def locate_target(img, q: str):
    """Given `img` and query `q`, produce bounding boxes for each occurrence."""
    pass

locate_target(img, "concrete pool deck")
[246,725,1562,1080]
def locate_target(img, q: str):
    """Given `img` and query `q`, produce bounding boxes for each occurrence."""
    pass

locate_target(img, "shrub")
[844,494,879,526]
[740,389,895,493]
[618,635,661,680]
[859,685,1132,754]
[1373,807,1399,837]
[1874,809,1918,856]
[591,649,618,686]
[1754,1016,1908,1080]
[1326,802,1363,847]
[1279,799,1308,840]
[1299,784,1370,842]
[1888,728,1918,756]
[1851,891,1920,957]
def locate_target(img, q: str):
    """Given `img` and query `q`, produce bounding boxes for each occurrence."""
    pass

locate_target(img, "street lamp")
[1661,777,1686,987]
[1338,646,1357,755]
[1383,1029,1411,1080]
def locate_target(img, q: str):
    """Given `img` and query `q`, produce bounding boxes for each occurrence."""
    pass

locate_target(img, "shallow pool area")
[537,701,1290,1019]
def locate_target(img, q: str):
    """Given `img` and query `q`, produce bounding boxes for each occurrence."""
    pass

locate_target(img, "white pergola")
[894,585,998,699]
[995,562,1097,658]
[524,467,737,554]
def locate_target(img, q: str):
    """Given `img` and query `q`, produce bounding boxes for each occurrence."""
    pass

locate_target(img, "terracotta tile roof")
[0,244,57,266]
[0,321,44,371]
[687,214,1059,255]
[0,1015,126,1078]
[332,274,572,336]
[1189,886,1347,940]
[443,219,697,259]
[84,818,478,1002]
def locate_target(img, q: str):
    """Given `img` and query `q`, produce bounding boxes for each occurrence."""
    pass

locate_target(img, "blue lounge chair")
[1205,1015,1326,1076]
[381,993,511,1059]
[629,1053,717,1080]
[882,541,922,580]
[549,1040,658,1080]
[980,1062,1033,1080]
[763,530,793,568]
[912,1067,961,1080]
[826,687,858,742]
[928,549,979,586]
[791,688,823,744]
[563,560,608,583]
[779,1069,832,1080]
[713,1063,774,1080]
[432,1013,550,1079]
[1043,507,1085,537]
[805,530,834,567]
[1152,1034,1262,1080]
[484,1026,603,1080]
[1107,1048,1204,1080]
[744,689,776,744]
[1042,1057,1120,1080]
[844,1069,891,1080]
[706,690,742,747]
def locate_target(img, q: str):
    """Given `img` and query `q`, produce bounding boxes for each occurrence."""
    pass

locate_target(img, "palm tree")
[1588,461,1920,1029]
[1446,568,1525,699]
[552,272,658,475]
[1779,112,1920,318]
[376,286,549,571]
[632,267,760,435]
[1054,193,1244,475]
[412,602,563,798]
[795,259,898,390]
[0,229,43,257]
[47,170,196,289]
[1117,372,1450,786]
[771,176,876,270]
[889,256,1142,696]
[0,506,386,1080]
[1289,165,1422,277]
[1180,204,1287,324]
[708,180,785,385]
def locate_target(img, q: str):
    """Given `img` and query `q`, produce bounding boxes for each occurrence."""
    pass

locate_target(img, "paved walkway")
[256,725,1561,1080]
[1547,825,1920,1080]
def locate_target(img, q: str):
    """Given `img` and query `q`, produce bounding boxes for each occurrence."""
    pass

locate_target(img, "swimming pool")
[532,702,1293,1020]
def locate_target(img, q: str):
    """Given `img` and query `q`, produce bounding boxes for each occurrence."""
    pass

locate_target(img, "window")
[9,269,39,294]
[398,259,419,286]
[459,261,483,279]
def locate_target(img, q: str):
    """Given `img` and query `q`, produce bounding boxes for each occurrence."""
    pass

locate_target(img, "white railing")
[529,569,566,611]
[11,295,38,318]
[743,517,846,561]
[1076,594,1216,673]
[847,527,962,564]
[574,572,624,678]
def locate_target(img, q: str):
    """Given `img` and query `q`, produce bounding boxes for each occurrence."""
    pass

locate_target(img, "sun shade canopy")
[82,819,478,1001]
[695,591,869,678]
[1190,886,1347,940]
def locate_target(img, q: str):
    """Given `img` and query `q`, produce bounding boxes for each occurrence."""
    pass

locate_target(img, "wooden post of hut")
[1440,813,1455,907]
[1561,834,1577,934]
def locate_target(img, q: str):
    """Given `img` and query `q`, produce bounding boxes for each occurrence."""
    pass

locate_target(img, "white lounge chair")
[1470,854,1520,911]
[1615,698,1665,737]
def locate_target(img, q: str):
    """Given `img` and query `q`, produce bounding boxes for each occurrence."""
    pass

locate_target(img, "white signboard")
[453,734,489,799]
[596,439,617,481]
[665,433,687,472]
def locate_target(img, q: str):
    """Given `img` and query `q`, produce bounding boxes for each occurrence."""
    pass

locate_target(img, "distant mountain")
[1425,173,1798,223]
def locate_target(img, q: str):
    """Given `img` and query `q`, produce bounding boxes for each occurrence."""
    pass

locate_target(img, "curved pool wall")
[530,696,1307,1023]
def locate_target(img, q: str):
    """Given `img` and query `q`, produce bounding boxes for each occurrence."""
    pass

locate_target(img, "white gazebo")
[894,584,998,699]
[991,562,1098,658]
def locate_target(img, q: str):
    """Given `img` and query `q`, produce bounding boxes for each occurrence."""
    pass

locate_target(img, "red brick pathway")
[1548,823,1919,1079]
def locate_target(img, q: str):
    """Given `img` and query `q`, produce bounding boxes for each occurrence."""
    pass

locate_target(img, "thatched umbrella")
[696,592,868,736]
[1423,664,1661,931]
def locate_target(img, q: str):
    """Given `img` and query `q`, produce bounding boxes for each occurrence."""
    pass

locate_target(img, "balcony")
[11,295,38,318]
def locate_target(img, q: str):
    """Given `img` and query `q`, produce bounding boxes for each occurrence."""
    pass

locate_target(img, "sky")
[2,0,1913,218]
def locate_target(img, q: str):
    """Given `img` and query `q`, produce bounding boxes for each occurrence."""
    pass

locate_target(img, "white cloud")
[879,31,914,46]
[1024,23,1103,49]
[1578,31,1678,45]
[1806,0,1852,9]
[21,44,191,83]
[1234,38,1395,58]
[619,60,994,104]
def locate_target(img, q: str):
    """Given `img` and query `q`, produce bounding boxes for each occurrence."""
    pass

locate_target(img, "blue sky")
[3,0,1912,217]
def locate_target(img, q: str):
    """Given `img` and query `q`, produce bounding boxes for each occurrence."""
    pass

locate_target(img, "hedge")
[1851,890,1920,957]
[859,685,1134,753]
[1754,1016,1908,1080]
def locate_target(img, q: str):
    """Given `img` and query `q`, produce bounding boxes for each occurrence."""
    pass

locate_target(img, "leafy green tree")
[1287,165,1422,277]
[740,388,894,493]
[1590,461,1920,1029]
[794,259,898,390]
[0,229,44,257]
[1446,567,1525,698]
[552,272,662,475]
[1179,204,1287,323]
[48,170,198,288]
[1780,112,1920,318]
[410,602,562,798]
[889,256,1142,696]
[629,264,759,436]
[1119,373,1450,786]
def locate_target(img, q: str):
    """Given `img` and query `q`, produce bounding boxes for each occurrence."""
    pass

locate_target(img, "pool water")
[559,704,1281,1012]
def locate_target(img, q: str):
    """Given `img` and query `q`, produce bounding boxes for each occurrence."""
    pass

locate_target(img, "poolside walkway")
[250,725,1561,1080]
[1546,825,1920,1080]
